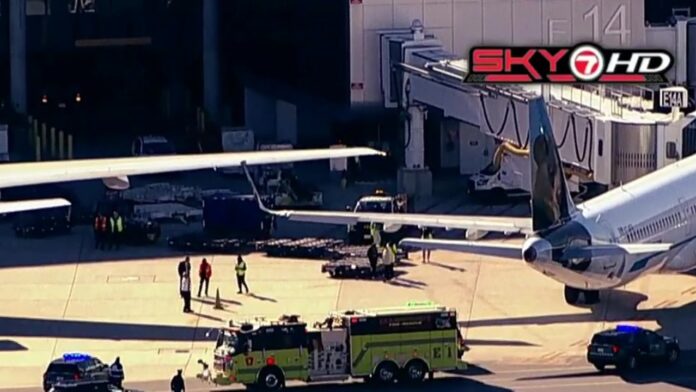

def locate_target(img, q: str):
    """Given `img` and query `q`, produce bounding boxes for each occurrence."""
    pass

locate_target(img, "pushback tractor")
[209,302,466,390]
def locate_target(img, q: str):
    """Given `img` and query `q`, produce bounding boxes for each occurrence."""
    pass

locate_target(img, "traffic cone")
[214,288,224,310]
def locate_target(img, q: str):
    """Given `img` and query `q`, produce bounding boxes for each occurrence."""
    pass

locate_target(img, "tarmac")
[2,221,696,391]
[2,172,696,391]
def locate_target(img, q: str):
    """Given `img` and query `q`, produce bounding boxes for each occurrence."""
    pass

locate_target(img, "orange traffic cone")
[214,288,224,310]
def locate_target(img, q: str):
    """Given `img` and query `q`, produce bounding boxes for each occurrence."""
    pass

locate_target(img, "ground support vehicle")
[167,232,256,254]
[209,303,466,390]
[261,168,323,209]
[202,192,274,240]
[322,245,408,279]
[14,205,71,238]
[346,191,409,245]
[262,238,344,259]
[321,257,383,278]
[587,325,680,372]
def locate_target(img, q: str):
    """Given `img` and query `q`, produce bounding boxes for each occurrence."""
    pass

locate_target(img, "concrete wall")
[276,100,298,145]
[244,87,333,147]
[244,88,276,143]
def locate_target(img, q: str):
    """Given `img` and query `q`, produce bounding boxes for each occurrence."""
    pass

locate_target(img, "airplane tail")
[528,98,577,232]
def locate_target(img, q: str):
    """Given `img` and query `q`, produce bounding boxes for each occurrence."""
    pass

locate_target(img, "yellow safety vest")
[235,261,247,277]
[382,245,397,265]
[110,217,123,233]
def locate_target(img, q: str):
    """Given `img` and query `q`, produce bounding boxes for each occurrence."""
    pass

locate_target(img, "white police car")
[43,353,110,392]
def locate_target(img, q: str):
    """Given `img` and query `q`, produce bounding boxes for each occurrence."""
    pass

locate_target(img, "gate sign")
[659,87,689,109]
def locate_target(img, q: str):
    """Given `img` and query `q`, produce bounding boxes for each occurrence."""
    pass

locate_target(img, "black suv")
[50,380,116,392]
[587,325,680,372]
[43,354,110,392]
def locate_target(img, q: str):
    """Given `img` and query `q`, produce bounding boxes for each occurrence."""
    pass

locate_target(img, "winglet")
[240,161,275,215]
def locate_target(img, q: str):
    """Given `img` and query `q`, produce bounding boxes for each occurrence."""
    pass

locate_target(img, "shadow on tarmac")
[461,288,696,390]
[0,340,27,351]
[515,362,696,390]
[217,377,513,392]
[428,261,467,272]
[466,339,538,347]
[192,297,242,306]
[246,293,277,302]
[0,316,214,341]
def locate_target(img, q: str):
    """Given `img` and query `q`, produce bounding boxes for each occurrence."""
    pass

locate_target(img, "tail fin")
[528,98,577,231]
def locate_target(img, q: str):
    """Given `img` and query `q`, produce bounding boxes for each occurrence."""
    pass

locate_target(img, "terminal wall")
[350,0,647,106]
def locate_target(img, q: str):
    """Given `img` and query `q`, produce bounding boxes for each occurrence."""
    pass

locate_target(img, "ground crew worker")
[421,227,433,263]
[180,272,192,313]
[108,357,125,388]
[382,242,397,281]
[235,255,249,294]
[198,258,212,297]
[109,210,124,250]
[171,369,186,392]
[93,212,108,250]
[367,243,379,278]
[370,222,381,247]
[178,256,191,278]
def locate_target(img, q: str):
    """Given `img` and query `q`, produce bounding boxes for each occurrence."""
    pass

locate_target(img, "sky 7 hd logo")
[465,43,673,84]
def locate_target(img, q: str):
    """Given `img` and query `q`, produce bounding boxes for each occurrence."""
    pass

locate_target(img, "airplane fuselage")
[527,155,696,290]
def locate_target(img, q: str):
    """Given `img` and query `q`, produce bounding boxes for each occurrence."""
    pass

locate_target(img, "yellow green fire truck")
[210,302,466,390]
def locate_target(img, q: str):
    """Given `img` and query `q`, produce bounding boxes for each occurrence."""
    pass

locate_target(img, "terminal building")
[2,0,696,196]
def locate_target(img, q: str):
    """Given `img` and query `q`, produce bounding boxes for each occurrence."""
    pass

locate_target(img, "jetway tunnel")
[380,21,696,196]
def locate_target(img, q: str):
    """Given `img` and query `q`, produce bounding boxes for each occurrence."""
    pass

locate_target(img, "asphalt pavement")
[6,362,696,392]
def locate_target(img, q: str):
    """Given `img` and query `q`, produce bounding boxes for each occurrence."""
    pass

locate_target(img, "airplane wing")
[241,162,532,235]
[396,240,674,261]
[400,238,522,259]
[0,147,383,189]
[0,198,71,214]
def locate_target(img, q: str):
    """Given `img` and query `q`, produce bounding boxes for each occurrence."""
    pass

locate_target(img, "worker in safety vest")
[370,222,381,247]
[109,210,124,250]
[235,255,249,294]
[421,227,433,263]
[93,212,108,250]
[382,242,397,281]
[108,357,125,388]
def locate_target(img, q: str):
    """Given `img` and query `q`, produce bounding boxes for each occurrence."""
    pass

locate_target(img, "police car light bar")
[63,352,92,362]
[616,325,642,333]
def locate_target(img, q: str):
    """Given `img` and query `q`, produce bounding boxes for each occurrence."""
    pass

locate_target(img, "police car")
[587,325,680,372]
[43,353,110,392]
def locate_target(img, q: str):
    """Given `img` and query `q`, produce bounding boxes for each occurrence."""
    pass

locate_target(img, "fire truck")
[209,302,466,390]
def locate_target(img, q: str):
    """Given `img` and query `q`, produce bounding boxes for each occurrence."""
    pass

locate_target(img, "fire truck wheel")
[373,361,398,384]
[402,359,428,383]
[257,367,284,391]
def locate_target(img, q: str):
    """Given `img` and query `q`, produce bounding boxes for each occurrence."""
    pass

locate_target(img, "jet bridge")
[383,20,696,196]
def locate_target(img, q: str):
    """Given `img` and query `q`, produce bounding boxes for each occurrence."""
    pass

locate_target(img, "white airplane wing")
[400,238,522,259]
[241,163,532,235]
[0,198,71,214]
[0,147,382,189]
[0,147,382,214]
[398,239,674,261]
